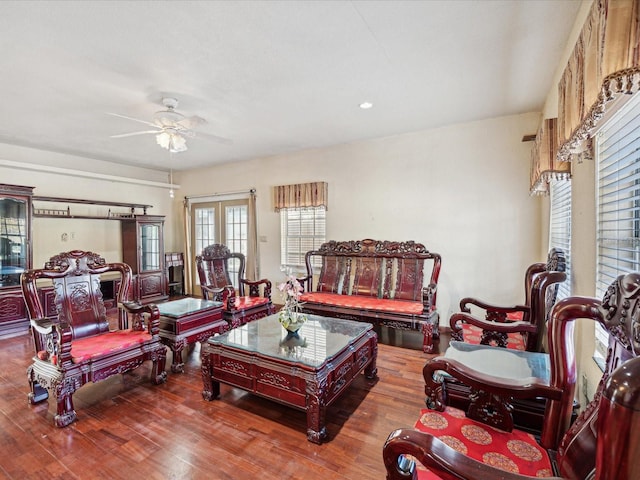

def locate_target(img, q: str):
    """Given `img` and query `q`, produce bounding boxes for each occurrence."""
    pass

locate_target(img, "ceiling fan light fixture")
[156,131,187,153]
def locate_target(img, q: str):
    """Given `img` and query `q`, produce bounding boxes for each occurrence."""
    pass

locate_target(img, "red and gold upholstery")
[300,291,423,315]
[460,323,526,351]
[412,407,552,479]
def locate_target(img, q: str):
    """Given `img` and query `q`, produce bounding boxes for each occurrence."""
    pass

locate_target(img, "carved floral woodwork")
[299,239,441,353]
[196,243,275,328]
[21,250,167,427]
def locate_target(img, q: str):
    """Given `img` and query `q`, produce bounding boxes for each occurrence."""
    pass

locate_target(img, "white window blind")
[549,178,572,300]
[280,206,326,271]
[595,92,640,369]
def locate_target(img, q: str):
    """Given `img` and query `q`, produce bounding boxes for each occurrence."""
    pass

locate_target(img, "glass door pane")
[0,197,28,287]
[140,223,160,271]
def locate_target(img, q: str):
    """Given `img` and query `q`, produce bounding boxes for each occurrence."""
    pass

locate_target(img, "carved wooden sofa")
[196,243,275,328]
[452,248,566,352]
[298,239,442,353]
[383,272,640,480]
[21,250,167,427]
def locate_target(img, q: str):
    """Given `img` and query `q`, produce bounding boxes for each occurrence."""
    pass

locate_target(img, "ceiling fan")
[108,97,231,153]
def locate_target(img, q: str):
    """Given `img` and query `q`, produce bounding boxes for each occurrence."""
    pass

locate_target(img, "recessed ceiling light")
[359,102,373,110]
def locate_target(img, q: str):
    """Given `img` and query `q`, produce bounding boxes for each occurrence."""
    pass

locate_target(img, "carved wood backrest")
[316,255,348,293]
[196,243,247,295]
[553,272,640,479]
[21,250,133,342]
[394,257,425,301]
[352,256,383,297]
[305,239,441,304]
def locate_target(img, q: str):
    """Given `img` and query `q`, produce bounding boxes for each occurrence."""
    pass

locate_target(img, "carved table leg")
[201,353,220,400]
[365,338,378,379]
[306,377,328,444]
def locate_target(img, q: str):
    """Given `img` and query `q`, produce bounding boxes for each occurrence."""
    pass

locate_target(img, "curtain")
[273,182,328,211]
[530,118,571,195]
[182,198,193,294]
[247,190,259,280]
[558,0,640,162]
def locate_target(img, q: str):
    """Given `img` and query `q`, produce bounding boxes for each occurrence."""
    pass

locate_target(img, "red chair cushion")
[226,296,270,310]
[461,324,526,351]
[412,407,552,479]
[299,292,423,315]
[71,329,154,363]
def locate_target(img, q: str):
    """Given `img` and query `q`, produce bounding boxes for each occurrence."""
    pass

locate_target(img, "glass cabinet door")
[0,196,28,287]
[140,223,160,271]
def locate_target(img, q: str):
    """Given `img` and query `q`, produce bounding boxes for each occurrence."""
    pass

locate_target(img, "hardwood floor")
[0,328,444,480]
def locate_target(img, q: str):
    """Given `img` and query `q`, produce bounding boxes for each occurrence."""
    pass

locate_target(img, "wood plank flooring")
[0,328,444,480]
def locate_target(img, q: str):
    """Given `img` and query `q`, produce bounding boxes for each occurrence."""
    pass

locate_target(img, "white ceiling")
[1,0,581,173]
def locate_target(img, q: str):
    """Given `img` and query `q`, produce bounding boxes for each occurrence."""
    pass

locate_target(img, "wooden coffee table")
[157,297,227,373]
[201,314,378,443]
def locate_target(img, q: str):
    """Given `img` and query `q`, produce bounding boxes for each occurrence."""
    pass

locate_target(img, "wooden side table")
[157,297,227,373]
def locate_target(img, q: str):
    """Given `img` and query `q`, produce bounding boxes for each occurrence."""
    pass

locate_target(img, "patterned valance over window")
[530,118,571,195]
[273,181,328,211]
[558,0,640,162]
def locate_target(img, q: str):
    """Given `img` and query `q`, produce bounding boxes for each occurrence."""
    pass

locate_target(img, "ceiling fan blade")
[111,130,160,138]
[106,112,159,128]
[197,131,233,145]
[177,115,206,129]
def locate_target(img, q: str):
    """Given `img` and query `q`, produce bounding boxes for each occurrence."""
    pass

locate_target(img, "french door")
[191,199,248,293]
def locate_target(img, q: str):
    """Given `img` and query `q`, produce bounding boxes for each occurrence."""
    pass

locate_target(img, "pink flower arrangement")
[278,275,306,328]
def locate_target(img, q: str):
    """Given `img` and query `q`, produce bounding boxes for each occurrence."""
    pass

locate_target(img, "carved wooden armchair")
[451,248,566,352]
[195,243,275,328]
[21,250,167,427]
[383,272,640,480]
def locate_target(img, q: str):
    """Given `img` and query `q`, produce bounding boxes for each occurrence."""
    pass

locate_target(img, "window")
[595,92,640,369]
[549,178,572,300]
[280,206,326,271]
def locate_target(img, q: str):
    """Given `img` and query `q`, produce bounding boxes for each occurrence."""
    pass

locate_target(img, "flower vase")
[280,309,305,334]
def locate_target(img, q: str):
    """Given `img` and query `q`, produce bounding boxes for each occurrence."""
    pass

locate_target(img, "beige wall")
[177,112,542,320]
[0,143,177,266]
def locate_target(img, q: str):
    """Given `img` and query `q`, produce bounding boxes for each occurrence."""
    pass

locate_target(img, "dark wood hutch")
[121,215,168,304]
[0,191,169,339]
[0,184,34,338]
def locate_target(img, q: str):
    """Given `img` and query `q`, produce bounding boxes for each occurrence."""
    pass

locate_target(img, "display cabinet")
[121,215,168,304]
[165,252,185,297]
[0,184,33,338]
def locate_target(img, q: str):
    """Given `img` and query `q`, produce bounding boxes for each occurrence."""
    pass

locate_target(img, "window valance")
[530,118,571,196]
[558,0,640,162]
[273,181,328,212]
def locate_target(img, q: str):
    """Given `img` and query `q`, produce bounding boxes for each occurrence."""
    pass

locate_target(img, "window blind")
[594,92,640,370]
[549,178,572,300]
[280,206,326,270]
[596,93,640,296]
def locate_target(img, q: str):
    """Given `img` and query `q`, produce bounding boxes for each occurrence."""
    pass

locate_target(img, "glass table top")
[206,314,372,368]
[157,297,223,318]
[444,340,550,384]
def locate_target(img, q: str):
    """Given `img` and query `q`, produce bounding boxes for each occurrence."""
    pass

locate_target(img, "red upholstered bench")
[298,239,442,353]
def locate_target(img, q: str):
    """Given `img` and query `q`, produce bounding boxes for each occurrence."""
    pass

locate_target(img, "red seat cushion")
[412,407,552,479]
[461,324,526,351]
[300,292,423,315]
[71,329,154,363]
[226,296,270,310]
